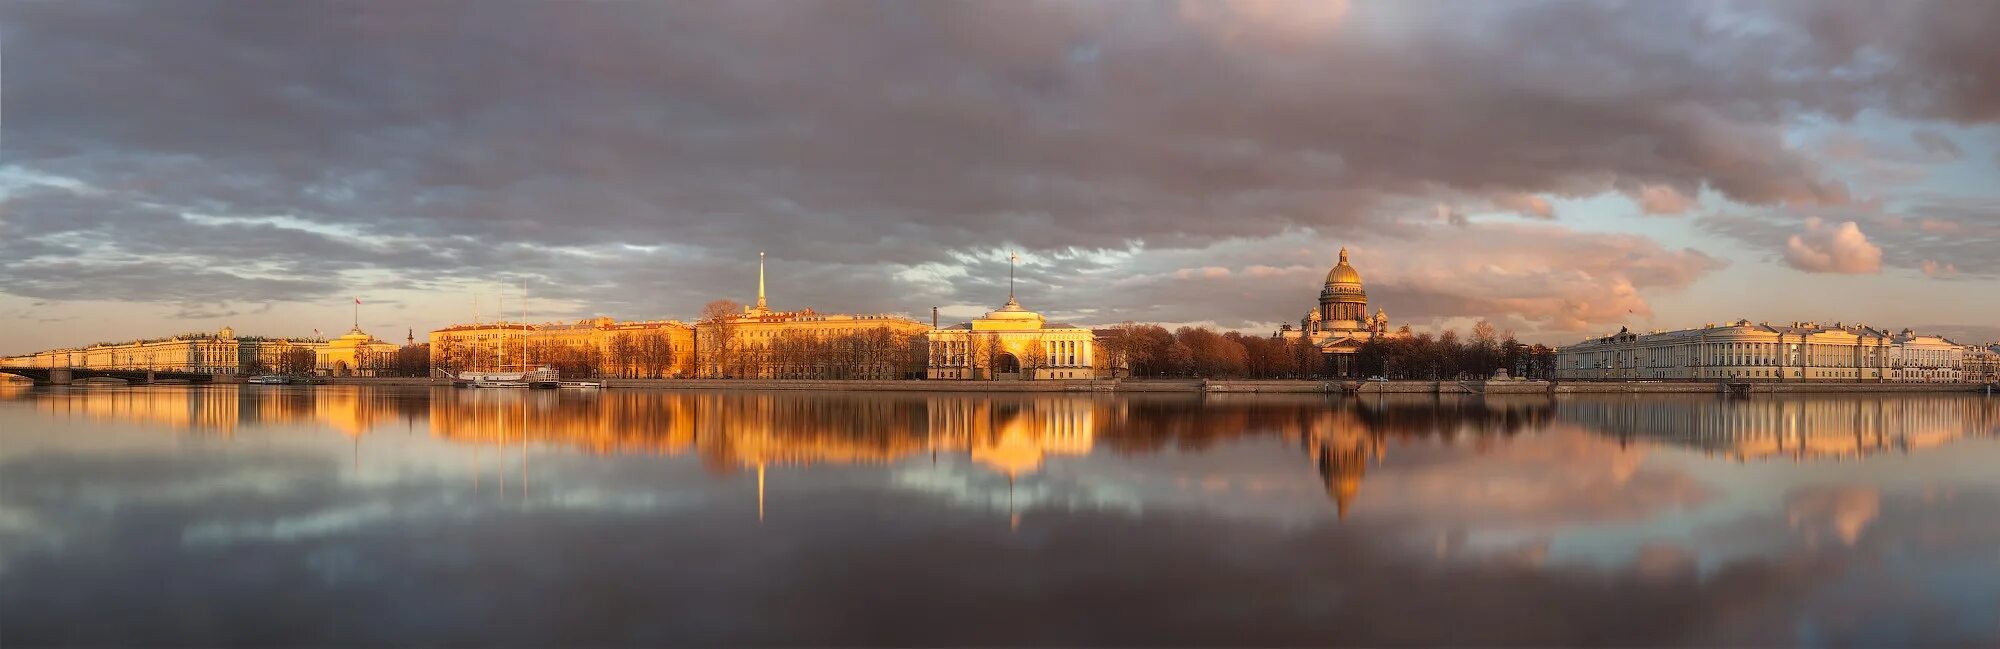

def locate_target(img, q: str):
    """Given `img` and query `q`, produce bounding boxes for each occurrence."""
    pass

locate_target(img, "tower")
[755,251,768,312]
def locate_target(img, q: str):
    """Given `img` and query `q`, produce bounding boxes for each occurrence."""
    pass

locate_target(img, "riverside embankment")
[572,378,1990,394]
[128,375,1997,394]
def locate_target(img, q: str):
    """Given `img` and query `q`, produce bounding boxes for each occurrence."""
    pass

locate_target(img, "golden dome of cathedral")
[1324,247,1362,286]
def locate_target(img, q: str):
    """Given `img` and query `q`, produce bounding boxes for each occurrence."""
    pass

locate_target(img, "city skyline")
[4,1,1998,355]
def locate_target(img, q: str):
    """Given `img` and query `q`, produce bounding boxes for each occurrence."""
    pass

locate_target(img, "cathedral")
[1277,247,1399,376]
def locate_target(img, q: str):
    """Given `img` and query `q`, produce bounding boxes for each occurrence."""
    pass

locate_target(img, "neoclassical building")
[1556,321,1964,382]
[927,256,1100,380]
[1276,247,1399,376]
[695,253,929,378]
[430,317,694,377]
[2,326,324,376]
[316,327,401,377]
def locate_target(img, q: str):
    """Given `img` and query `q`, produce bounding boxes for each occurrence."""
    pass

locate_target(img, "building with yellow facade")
[430,317,695,378]
[694,253,929,379]
[1557,320,1963,382]
[316,327,401,377]
[1,326,324,376]
[925,254,1100,380]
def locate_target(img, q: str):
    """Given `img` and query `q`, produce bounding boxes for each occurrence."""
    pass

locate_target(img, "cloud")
[1494,194,1557,220]
[1636,185,1695,215]
[1701,198,2000,278]
[1919,259,1958,278]
[0,1,1995,345]
[1075,223,1727,336]
[1782,218,1883,274]
[1910,129,1963,160]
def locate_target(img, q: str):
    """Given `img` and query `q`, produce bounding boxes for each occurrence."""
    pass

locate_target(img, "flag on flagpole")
[355,297,362,305]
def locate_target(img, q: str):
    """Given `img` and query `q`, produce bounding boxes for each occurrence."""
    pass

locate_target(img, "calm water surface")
[3,385,1998,646]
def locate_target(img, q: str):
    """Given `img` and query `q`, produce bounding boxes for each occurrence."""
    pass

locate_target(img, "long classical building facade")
[430,317,695,377]
[1275,246,1403,376]
[694,254,929,379]
[1556,321,1964,382]
[1,326,326,376]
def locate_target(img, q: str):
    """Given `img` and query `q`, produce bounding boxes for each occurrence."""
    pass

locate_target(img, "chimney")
[932,306,939,330]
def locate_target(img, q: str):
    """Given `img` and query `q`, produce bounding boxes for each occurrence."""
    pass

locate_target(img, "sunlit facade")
[316,327,400,377]
[925,296,1100,380]
[695,254,928,379]
[430,317,696,377]
[1,326,324,376]
[1275,247,1404,376]
[1556,320,1963,382]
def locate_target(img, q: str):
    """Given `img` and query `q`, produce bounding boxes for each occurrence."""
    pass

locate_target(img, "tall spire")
[1008,251,1020,303]
[756,251,768,311]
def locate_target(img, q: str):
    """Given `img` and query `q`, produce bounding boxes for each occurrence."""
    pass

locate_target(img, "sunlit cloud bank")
[2,0,1997,351]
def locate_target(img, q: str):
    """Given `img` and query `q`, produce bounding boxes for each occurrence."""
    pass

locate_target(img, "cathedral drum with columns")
[1277,247,1401,377]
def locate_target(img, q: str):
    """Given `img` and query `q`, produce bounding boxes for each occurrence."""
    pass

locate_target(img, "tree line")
[1350,321,1559,380]
[1093,320,1558,380]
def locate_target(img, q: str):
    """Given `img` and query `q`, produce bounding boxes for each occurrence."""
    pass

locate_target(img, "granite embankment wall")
[580,378,1987,394]
[313,376,449,386]
[601,378,1122,392]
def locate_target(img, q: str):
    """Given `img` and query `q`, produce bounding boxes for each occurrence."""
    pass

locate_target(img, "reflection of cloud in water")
[5,388,2000,644]
[1786,486,1881,548]
[893,457,1144,520]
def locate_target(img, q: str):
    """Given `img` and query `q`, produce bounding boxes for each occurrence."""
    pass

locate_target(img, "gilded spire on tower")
[756,251,768,311]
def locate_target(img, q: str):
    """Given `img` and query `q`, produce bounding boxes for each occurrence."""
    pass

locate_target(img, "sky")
[1,0,1997,355]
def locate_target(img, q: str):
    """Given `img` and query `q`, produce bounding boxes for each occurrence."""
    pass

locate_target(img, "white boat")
[559,380,603,389]
[247,374,293,385]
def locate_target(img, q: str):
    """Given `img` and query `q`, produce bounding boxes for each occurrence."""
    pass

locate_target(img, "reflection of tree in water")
[14,388,1568,516]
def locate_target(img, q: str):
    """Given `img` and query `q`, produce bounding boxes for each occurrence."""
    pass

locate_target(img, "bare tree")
[699,299,743,377]
[280,347,316,376]
[606,333,635,378]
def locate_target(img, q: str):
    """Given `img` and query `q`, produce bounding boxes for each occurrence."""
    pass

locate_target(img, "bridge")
[0,367,219,385]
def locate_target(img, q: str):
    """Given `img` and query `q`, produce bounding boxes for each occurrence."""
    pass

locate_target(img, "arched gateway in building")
[926,252,1103,380]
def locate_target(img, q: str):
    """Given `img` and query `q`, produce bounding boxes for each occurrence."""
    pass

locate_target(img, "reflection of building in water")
[26,386,426,437]
[1297,408,1384,519]
[429,389,698,454]
[928,398,1096,478]
[1559,396,2000,461]
[33,387,246,434]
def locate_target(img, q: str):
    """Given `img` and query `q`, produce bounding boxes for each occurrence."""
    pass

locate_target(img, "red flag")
[355,297,362,305]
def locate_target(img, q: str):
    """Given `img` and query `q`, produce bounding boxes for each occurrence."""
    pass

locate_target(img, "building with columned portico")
[1276,246,1403,376]
[926,254,1101,380]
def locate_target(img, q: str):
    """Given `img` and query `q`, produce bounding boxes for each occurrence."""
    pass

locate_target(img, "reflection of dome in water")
[1315,441,1370,520]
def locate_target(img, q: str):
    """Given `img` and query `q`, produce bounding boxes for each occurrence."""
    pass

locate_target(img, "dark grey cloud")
[1,0,1996,331]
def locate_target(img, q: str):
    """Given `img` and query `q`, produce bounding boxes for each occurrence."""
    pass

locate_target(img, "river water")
[2,385,1996,646]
